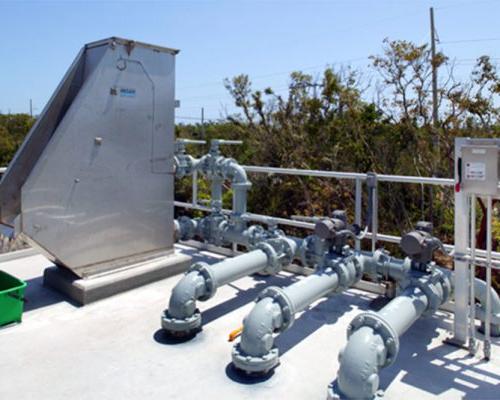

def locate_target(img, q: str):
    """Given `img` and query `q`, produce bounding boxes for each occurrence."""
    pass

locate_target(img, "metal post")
[355,178,362,251]
[371,179,378,253]
[453,138,469,345]
[469,194,477,354]
[484,195,492,360]
[192,169,198,206]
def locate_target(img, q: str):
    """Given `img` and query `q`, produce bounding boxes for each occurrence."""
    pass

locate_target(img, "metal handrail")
[242,165,455,186]
[182,164,500,267]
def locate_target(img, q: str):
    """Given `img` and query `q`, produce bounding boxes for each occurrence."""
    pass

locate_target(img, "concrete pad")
[43,251,192,305]
[0,244,498,400]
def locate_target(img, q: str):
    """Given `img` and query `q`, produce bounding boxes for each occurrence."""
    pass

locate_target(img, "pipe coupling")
[347,312,400,368]
[188,262,217,300]
[176,216,198,241]
[326,255,361,293]
[245,225,267,247]
[256,242,279,274]
[257,286,295,332]
[410,270,450,315]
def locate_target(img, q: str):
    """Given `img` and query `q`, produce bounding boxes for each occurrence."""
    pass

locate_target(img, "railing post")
[192,169,198,206]
[452,137,469,346]
[355,178,362,251]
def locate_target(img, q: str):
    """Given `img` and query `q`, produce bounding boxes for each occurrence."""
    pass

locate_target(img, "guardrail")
[179,165,500,268]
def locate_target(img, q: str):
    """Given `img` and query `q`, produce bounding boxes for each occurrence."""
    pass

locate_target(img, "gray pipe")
[474,277,500,336]
[232,254,361,374]
[210,177,223,210]
[331,270,450,400]
[162,236,297,337]
[378,285,428,335]
[283,270,340,313]
[211,250,269,287]
[357,250,411,283]
[224,159,251,216]
[162,249,269,336]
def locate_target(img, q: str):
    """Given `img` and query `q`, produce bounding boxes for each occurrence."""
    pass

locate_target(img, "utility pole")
[201,107,205,139]
[430,7,439,149]
[429,7,439,221]
[29,99,33,117]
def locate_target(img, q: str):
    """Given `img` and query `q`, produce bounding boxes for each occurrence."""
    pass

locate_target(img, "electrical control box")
[460,144,499,195]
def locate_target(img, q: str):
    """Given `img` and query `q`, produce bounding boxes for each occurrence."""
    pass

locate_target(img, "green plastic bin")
[0,270,27,327]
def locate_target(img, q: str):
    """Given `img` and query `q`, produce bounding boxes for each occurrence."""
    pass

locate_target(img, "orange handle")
[228,326,243,342]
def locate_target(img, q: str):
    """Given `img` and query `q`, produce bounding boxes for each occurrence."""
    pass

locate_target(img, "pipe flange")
[246,225,267,247]
[298,235,315,268]
[348,312,399,367]
[327,259,348,293]
[351,254,363,282]
[256,242,280,274]
[411,275,442,315]
[327,381,385,400]
[257,287,295,331]
[161,308,202,336]
[188,262,217,301]
[177,216,197,240]
[434,269,451,304]
[231,343,280,374]
[277,236,296,265]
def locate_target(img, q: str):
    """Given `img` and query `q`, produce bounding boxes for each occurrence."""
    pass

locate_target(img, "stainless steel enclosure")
[0,37,179,277]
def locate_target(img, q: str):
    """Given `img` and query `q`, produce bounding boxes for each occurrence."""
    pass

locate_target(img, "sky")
[1,0,500,121]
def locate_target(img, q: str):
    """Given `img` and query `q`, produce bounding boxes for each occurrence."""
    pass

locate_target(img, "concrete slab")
[43,252,192,305]
[0,244,498,400]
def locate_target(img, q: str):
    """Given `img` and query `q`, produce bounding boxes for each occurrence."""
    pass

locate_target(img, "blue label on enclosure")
[120,88,136,97]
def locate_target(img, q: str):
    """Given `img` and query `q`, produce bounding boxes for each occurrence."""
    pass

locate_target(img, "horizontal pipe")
[283,270,339,313]
[211,249,268,287]
[378,285,429,335]
[175,201,500,267]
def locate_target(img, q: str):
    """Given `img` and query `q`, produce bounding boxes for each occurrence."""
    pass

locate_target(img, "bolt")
[94,136,103,145]
[74,178,80,183]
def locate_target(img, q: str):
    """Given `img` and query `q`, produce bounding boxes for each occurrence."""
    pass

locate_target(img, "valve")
[209,139,243,156]
[400,221,441,267]
[174,139,206,178]
[313,210,359,252]
[174,139,206,155]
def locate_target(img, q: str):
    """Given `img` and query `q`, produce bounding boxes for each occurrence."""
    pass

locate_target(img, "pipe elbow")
[337,326,386,400]
[227,161,250,185]
[167,271,206,320]
[232,296,283,374]
[474,277,500,315]
[240,297,281,357]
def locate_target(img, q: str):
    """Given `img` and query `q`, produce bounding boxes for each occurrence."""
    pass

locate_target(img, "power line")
[441,38,500,44]
[178,57,369,91]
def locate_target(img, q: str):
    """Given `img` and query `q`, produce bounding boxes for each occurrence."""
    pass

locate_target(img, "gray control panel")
[460,144,499,195]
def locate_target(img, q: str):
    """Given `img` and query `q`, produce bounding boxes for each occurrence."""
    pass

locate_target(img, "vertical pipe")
[372,182,378,253]
[355,178,362,251]
[211,177,223,209]
[485,195,492,359]
[192,169,198,206]
[469,194,477,353]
